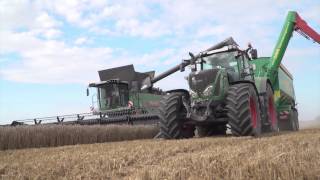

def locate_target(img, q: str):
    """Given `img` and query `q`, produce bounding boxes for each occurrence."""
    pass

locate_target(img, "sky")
[0,0,319,124]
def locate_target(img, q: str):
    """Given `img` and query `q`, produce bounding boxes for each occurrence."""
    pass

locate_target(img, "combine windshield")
[201,51,239,73]
[98,83,129,110]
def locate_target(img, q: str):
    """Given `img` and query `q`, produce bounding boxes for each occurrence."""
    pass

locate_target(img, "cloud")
[115,19,170,38]
[0,0,37,30]
[0,31,112,83]
[35,12,61,29]
[0,30,176,84]
[195,25,226,38]
[74,37,90,46]
[0,0,319,85]
[0,0,319,122]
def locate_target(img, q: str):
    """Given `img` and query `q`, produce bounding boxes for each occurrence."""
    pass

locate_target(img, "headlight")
[203,85,213,96]
[189,89,198,98]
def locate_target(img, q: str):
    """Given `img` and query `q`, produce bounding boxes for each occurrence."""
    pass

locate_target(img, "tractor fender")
[165,89,190,99]
[254,77,273,95]
[230,80,262,105]
[230,80,260,96]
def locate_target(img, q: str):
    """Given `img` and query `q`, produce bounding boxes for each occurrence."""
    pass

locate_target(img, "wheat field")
[0,125,159,150]
[0,128,319,180]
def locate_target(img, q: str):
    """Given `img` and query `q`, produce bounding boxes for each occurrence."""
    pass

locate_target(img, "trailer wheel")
[265,83,279,132]
[279,109,299,131]
[158,93,194,139]
[226,83,262,136]
[293,109,300,131]
[196,125,227,137]
[291,109,299,131]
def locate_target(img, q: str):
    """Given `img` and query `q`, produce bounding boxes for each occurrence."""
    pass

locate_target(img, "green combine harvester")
[86,64,165,125]
[9,65,169,126]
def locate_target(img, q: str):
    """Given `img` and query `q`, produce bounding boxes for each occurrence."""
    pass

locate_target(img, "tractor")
[156,11,320,138]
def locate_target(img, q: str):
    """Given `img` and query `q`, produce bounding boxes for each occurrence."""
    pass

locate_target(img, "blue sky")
[0,0,319,124]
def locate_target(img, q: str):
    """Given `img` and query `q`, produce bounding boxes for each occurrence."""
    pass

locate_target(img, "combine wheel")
[265,83,279,132]
[196,125,227,137]
[226,83,262,136]
[158,93,194,139]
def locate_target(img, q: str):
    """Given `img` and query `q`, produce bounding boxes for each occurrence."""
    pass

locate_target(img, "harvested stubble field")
[0,128,319,180]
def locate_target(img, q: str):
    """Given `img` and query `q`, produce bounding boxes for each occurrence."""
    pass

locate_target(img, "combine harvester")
[9,65,169,126]
[7,11,319,138]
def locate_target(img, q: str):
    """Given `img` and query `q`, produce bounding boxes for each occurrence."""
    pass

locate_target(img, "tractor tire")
[226,83,262,136]
[196,125,227,137]
[278,109,299,131]
[158,93,195,139]
[264,83,279,132]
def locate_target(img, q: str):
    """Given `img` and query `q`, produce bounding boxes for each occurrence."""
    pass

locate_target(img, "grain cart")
[155,11,320,138]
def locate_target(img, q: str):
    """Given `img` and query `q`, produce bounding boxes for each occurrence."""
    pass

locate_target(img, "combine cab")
[87,64,164,124]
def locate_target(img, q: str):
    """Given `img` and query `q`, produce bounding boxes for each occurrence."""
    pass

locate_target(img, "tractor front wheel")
[226,83,262,136]
[158,93,195,139]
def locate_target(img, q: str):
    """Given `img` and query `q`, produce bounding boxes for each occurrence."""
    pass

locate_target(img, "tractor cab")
[88,80,129,111]
[197,49,253,82]
[187,40,256,101]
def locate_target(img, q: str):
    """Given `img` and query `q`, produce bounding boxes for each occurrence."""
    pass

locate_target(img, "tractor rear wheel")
[196,125,227,137]
[158,93,195,139]
[265,83,279,132]
[226,83,262,136]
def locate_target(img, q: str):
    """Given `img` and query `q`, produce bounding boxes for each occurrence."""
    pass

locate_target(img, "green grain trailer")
[251,11,320,131]
[155,11,320,138]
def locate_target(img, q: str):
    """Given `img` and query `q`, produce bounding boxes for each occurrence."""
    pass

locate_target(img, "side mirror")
[250,49,258,59]
[189,52,195,59]
[189,52,196,64]
[86,88,89,96]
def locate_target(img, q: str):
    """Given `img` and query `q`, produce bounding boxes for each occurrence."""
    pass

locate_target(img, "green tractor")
[157,11,320,138]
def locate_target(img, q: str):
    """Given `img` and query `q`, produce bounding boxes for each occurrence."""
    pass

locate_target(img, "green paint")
[268,11,296,85]
[248,11,299,112]
[90,11,315,119]
[251,56,296,110]
[191,70,228,102]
